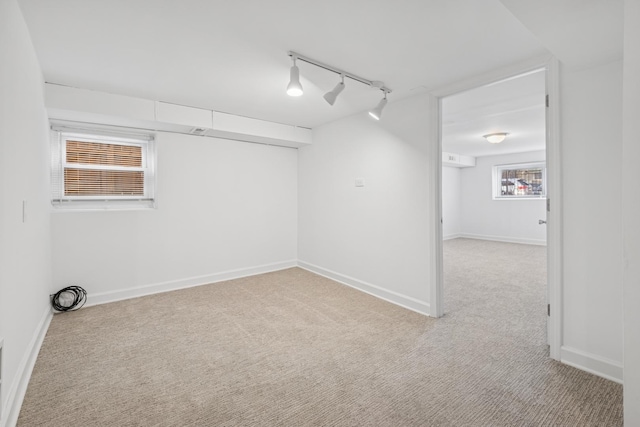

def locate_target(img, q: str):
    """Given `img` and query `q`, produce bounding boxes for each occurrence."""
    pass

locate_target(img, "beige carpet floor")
[18,239,622,426]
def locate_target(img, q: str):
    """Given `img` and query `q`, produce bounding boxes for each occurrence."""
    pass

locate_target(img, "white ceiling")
[18,0,550,129]
[17,0,623,138]
[441,69,546,157]
[498,0,623,69]
[437,0,624,158]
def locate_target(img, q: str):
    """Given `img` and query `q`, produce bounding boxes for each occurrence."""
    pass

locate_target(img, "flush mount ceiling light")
[483,132,509,144]
[286,51,392,119]
[323,74,346,106]
[286,55,303,97]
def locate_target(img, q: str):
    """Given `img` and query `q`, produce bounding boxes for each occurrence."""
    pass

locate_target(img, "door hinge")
[547,198,551,212]
[545,94,549,108]
[547,304,551,316]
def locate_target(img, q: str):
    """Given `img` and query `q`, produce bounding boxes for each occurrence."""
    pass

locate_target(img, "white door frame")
[427,54,562,360]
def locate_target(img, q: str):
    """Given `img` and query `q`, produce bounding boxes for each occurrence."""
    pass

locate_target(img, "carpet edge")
[297,260,430,316]
[561,345,623,384]
[2,308,52,427]
[85,260,298,307]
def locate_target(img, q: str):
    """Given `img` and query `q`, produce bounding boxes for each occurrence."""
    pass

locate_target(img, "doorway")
[429,57,562,360]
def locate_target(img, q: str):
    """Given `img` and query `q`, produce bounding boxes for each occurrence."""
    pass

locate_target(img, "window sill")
[492,197,546,201]
[51,200,156,211]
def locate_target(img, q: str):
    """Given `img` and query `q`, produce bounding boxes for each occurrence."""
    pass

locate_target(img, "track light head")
[323,75,346,106]
[323,85,343,105]
[368,93,388,120]
[286,58,303,97]
[285,51,392,110]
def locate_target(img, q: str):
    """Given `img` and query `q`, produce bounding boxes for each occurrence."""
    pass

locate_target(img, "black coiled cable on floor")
[51,286,87,312]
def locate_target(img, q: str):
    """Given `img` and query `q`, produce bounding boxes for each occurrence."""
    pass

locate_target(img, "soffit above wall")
[45,84,312,148]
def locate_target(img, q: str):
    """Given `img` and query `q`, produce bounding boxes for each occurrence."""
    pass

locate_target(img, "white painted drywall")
[561,60,623,367]
[298,95,433,309]
[51,133,298,301]
[442,166,462,239]
[458,151,547,245]
[0,0,52,424]
[623,0,640,422]
[44,84,313,149]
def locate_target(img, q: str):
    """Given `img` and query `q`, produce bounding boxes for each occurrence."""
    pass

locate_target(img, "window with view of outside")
[493,162,545,199]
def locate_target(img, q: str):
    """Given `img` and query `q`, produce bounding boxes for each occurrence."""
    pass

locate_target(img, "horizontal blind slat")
[66,140,142,167]
[64,168,144,196]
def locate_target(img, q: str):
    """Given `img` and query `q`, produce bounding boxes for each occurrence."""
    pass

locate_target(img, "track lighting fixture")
[286,51,392,119]
[323,74,345,105]
[368,91,388,120]
[286,55,303,97]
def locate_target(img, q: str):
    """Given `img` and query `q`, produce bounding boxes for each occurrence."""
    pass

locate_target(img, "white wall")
[623,0,640,422]
[298,95,433,314]
[0,1,52,425]
[560,59,623,378]
[442,166,461,239]
[51,133,298,304]
[458,151,546,245]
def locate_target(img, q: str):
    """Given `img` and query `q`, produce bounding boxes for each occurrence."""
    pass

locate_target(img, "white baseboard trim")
[561,346,623,384]
[297,261,430,316]
[443,233,461,241]
[458,233,546,246]
[86,260,298,307]
[1,308,52,427]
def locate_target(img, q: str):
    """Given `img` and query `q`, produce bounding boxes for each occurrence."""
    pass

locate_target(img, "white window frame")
[51,126,156,210]
[492,161,546,200]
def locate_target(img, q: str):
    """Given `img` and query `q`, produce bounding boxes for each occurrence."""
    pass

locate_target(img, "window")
[493,162,545,199]
[51,128,155,209]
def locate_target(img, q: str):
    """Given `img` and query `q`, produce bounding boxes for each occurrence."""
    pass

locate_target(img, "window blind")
[64,140,144,196]
[51,128,155,208]
[64,169,145,196]
[65,140,142,167]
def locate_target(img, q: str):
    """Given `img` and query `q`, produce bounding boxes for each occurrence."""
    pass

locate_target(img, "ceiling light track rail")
[288,51,392,94]
[287,51,392,119]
